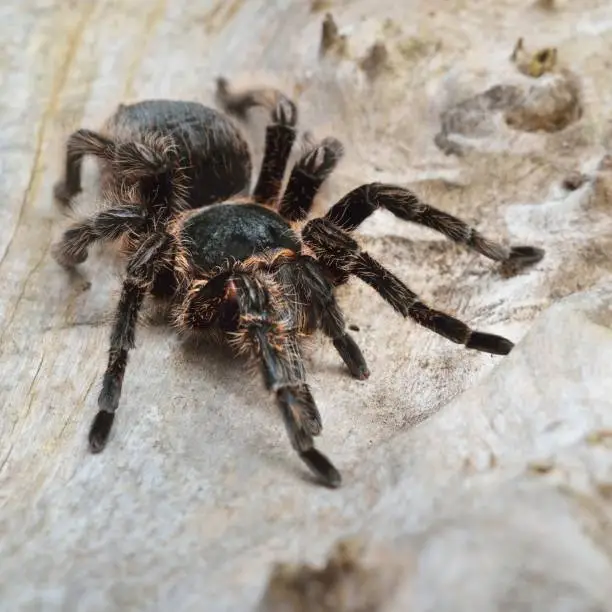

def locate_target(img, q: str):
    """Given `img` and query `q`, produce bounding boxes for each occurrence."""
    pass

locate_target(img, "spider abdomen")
[104,100,252,207]
[179,203,301,271]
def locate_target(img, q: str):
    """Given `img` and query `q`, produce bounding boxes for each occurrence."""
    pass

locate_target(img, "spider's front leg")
[229,273,340,487]
[278,136,345,221]
[276,255,369,380]
[303,218,514,355]
[183,270,341,487]
[324,183,545,266]
[88,232,172,452]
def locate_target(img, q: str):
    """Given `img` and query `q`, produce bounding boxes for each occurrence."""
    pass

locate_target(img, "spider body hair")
[178,203,302,271]
[54,99,253,211]
[52,79,544,488]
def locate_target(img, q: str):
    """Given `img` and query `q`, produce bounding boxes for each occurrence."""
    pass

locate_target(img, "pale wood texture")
[1,1,612,610]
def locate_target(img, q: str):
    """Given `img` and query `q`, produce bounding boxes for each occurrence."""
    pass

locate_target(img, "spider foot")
[272,96,297,128]
[88,410,115,453]
[53,180,78,207]
[466,331,514,355]
[333,334,370,380]
[277,386,340,486]
[215,76,230,99]
[301,136,345,177]
[508,245,545,266]
[299,448,342,488]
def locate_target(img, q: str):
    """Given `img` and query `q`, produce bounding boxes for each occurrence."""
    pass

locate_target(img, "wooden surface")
[1,1,612,610]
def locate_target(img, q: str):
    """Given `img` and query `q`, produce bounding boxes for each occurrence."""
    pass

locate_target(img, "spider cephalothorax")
[53,79,544,487]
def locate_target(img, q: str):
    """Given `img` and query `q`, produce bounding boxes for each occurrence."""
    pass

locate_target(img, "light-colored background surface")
[1,1,611,610]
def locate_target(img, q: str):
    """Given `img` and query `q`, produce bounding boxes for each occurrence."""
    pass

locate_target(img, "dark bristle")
[300,448,342,488]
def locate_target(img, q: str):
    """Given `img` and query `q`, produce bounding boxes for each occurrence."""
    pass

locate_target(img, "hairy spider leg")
[89,232,172,452]
[302,218,515,355]
[182,269,341,487]
[278,136,345,222]
[216,80,298,207]
[54,128,178,207]
[53,206,146,267]
[53,130,114,206]
[323,182,545,265]
[215,78,283,119]
[232,272,341,487]
[275,255,369,379]
[252,97,298,205]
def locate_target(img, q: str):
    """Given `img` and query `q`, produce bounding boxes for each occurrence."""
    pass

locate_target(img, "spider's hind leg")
[54,128,178,208]
[252,96,298,206]
[324,183,545,266]
[54,129,115,207]
[215,78,286,120]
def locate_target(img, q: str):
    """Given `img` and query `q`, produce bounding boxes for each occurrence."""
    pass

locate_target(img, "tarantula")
[52,79,544,487]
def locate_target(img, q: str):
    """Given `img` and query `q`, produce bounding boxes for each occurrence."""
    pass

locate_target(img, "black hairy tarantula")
[53,78,544,487]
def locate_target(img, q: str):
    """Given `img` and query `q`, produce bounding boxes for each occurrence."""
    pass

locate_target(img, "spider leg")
[215,78,298,207]
[88,232,172,452]
[220,272,341,487]
[52,205,146,268]
[215,77,288,120]
[173,272,230,330]
[278,136,344,221]
[303,218,514,355]
[324,182,545,266]
[276,256,369,379]
[54,129,177,207]
[252,97,298,206]
[54,129,115,207]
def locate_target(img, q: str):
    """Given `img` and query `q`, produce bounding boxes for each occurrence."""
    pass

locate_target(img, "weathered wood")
[1,1,612,610]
